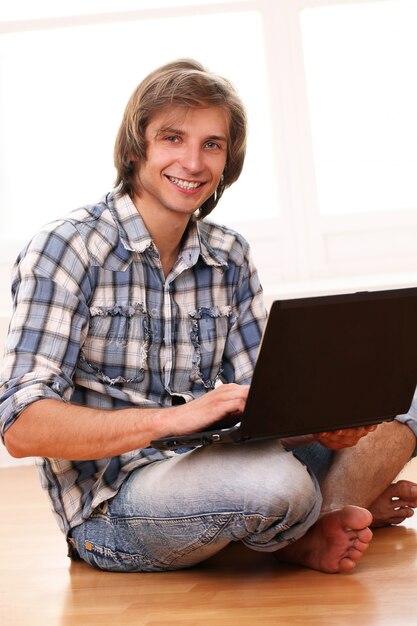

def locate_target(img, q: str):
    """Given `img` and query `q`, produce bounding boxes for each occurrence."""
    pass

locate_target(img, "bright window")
[0,9,276,247]
[301,0,417,215]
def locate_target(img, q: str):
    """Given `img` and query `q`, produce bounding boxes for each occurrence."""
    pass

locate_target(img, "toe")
[393,499,417,509]
[352,538,371,552]
[390,480,417,502]
[339,557,357,572]
[393,506,414,517]
[347,547,365,561]
[341,505,373,530]
[356,527,373,543]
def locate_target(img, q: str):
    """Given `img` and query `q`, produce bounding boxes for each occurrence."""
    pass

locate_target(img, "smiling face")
[133,105,229,225]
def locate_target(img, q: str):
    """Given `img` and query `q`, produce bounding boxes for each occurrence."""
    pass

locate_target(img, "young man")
[0,59,415,574]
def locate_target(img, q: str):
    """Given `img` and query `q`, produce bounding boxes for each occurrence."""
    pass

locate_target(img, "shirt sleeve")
[395,390,417,457]
[221,245,267,385]
[0,221,92,442]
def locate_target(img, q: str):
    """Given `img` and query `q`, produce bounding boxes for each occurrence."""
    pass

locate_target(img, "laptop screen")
[241,288,417,439]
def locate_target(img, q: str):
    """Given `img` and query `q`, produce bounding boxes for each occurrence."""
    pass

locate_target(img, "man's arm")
[4,383,249,460]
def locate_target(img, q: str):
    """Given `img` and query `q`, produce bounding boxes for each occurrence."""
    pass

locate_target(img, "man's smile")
[166,175,205,191]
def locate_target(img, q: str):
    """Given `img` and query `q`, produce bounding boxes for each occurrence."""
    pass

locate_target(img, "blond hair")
[114,59,247,219]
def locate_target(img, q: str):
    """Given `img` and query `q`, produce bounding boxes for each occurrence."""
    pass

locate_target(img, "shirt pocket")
[189,305,234,389]
[80,303,151,385]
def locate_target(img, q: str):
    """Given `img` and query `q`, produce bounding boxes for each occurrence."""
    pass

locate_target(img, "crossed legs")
[70,422,416,576]
[70,439,375,574]
[275,420,417,573]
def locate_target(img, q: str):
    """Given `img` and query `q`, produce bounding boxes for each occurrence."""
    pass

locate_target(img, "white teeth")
[168,176,202,190]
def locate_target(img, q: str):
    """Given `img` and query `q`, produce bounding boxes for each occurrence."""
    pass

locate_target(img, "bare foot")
[369,480,417,527]
[276,505,373,573]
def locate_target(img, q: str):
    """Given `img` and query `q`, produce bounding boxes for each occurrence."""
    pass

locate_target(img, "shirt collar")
[110,192,227,269]
[111,192,153,253]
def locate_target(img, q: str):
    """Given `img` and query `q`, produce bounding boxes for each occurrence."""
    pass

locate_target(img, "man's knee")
[123,440,321,526]
[235,444,322,550]
[228,442,321,522]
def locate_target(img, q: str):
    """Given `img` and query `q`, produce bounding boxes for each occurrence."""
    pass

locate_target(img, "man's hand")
[313,425,378,450]
[167,383,250,436]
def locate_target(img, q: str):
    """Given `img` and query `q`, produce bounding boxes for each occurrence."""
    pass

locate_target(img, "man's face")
[134,105,229,220]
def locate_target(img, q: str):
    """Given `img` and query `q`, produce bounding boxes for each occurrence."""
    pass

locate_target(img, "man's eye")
[206,142,221,150]
[165,135,180,143]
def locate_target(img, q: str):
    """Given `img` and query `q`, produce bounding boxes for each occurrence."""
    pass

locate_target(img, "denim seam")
[84,540,155,568]
[92,511,286,527]
[86,510,292,569]
[85,512,235,570]
[167,513,235,567]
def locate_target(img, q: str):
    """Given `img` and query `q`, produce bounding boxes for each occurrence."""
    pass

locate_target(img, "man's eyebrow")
[155,127,228,142]
[206,134,228,143]
[155,126,185,137]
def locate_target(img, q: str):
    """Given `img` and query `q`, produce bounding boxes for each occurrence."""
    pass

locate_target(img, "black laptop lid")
[240,287,417,440]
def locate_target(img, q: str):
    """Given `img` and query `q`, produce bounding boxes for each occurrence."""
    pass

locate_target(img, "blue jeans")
[70,440,322,572]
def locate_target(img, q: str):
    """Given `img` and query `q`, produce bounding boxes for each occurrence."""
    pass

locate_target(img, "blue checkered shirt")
[0,191,266,534]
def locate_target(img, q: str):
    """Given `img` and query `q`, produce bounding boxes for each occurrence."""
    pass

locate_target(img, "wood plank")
[1,460,417,626]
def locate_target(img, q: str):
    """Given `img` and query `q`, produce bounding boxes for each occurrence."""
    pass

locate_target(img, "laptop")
[151,287,417,450]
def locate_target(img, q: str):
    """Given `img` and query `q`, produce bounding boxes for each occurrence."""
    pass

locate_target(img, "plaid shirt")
[0,191,266,534]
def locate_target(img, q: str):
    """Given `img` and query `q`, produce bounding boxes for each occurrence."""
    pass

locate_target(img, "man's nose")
[180,144,204,173]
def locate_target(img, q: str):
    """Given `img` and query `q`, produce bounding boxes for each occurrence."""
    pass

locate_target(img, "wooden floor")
[2,462,417,626]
